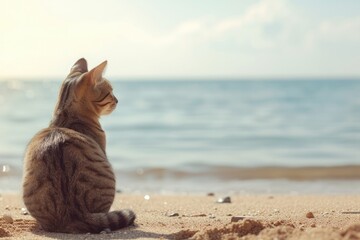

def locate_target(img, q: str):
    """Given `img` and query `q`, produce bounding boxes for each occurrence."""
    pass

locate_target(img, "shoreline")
[4,164,360,180]
[2,193,360,239]
[117,164,360,180]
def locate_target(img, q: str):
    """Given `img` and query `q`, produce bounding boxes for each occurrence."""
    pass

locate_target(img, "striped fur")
[22,59,135,233]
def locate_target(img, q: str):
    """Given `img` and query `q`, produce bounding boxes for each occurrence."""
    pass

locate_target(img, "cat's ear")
[70,58,88,74]
[88,60,107,85]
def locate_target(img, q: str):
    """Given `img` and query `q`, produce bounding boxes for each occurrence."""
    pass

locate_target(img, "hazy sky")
[1,0,359,79]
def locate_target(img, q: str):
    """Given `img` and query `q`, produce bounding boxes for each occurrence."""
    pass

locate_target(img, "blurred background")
[1,0,360,194]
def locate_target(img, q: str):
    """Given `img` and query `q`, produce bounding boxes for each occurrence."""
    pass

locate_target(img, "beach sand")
[1,193,360,239]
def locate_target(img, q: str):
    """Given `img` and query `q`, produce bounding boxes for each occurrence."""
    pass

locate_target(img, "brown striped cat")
[22,58,136,233]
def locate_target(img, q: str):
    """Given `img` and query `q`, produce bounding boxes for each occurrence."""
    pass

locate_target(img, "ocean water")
[1,79,360,194]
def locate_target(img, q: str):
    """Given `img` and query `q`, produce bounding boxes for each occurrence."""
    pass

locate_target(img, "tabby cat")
[22,58,136,233]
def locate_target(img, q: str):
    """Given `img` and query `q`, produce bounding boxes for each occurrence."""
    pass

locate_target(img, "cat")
[22,58,136,233]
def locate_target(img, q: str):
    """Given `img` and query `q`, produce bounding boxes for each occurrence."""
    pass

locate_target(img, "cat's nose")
[114,97,118,104]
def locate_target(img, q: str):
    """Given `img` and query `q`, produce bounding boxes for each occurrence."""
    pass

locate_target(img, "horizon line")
[1,76,360,82]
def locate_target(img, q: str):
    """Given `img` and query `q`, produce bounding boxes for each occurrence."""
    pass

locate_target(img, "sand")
[1,193,360,239]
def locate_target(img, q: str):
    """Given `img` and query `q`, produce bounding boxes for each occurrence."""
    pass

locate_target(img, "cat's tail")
[67,209,136,233]
[88,209,136,233]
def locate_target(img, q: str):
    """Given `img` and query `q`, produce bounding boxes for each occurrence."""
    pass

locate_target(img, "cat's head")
[55,58,118,117]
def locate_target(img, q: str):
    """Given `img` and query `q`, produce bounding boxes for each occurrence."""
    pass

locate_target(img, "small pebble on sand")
[306,212,315,218]
[216,196,231,203]
[20,208,29,215]
[167,212,179,217]
[3,214,13,224]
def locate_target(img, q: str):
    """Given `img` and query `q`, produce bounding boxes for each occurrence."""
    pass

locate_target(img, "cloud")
[147,0,360,62]
[0,0,359,78]
[317,17,360,42]
[130,0,291,50]
[302,16,360,53]
[213,0,289,35]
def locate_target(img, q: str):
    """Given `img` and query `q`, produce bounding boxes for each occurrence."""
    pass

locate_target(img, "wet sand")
[1,193,360,239]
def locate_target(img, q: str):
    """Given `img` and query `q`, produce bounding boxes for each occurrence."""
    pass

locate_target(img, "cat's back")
[24,127,101,163]
[23,126,105,192]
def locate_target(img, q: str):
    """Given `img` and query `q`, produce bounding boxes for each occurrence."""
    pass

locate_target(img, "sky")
[0,0,360,79]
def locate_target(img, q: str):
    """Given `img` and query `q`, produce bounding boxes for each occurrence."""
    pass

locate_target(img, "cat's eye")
[95,92,110,103]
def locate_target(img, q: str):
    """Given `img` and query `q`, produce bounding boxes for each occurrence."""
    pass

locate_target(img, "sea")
[1,79,360,194]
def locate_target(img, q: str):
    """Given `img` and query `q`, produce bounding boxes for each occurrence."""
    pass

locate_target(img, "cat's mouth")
[102,103,117,115]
